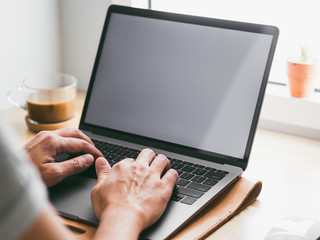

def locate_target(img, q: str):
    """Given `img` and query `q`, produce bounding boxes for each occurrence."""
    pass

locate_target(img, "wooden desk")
[5,92,320,239]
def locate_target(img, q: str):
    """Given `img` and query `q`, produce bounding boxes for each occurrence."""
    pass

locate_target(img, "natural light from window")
[133,0,320,89]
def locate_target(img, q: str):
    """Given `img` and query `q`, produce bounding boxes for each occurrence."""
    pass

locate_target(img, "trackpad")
[49,175,99,226]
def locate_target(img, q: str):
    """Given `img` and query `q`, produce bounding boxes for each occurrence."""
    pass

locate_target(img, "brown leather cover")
[60,177,262,239]
[172,177,262,239]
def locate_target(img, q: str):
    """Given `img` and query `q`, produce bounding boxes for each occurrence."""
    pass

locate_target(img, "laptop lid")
[79,5,279,170]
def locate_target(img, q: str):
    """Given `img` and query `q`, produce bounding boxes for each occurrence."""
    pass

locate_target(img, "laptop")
[49,5,279,239]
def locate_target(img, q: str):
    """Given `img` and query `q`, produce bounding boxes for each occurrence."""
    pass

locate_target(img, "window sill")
[258,83,320,140]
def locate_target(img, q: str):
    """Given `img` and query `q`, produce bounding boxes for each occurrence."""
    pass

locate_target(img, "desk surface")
[5,92,320,239]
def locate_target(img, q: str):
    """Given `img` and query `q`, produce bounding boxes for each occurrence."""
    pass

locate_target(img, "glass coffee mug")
[7,73,78,132]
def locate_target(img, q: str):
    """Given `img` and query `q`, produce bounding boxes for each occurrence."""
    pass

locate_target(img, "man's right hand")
[91,149,178,240]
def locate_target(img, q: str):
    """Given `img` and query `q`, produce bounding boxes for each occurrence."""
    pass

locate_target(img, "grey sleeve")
[0,115,48,240]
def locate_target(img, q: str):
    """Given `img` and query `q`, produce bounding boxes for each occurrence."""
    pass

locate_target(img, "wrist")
[94,205,145,240]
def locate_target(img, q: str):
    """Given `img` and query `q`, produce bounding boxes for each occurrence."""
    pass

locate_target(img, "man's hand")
[91,149,178,240]
[24,128,103,187]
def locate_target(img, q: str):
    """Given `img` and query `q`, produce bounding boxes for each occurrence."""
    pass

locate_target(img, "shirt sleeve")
[0,114,48,240]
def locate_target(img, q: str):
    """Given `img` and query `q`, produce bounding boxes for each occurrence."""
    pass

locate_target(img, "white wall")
[0,0,131,110]
[58,0,112,91]
[58,0,131,91]
[0,0,61,110]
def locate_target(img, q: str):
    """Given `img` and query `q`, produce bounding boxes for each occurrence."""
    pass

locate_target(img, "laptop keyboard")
[57,139,229,205]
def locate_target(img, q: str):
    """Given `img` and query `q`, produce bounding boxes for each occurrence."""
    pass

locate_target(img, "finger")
[95,157,111,182]
[150,154,170,174]
[57,137,103,158]
[162,169,178,190]
[135,148,156,165]
[54,128,95,145]
[58,154,95,179]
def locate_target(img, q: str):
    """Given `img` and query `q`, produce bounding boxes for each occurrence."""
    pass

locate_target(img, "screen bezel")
[79,5,279,171]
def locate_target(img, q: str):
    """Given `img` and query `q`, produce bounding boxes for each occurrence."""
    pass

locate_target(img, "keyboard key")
[173,159,183,163]
[187,182,211,192]
[117,149,131,157]
[180,197,197,205]
[113,156,123,163]
[174,187,204,198]
[170,159,176,164]
[109,148,121,154]
[184,162,194,166]
[203,178,219,186]
[193,164,202,168]
[171,193,185,202]
[191,175,206,183]
[181,166,196,173]
[216,170,229,175]
[180,172,194,180]
[193,169,207,175]
[129,148,140,153]
[126,152,139,159]
[171,195,183,202]
[171,163,184,170]
[204,171,225,180]
[204,167,217,171]
[177,170,184,176]
[105,153,118,161]
[176,179,190,187]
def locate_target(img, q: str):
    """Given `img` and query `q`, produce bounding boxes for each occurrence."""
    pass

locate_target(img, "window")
[132,0,320,140]
[133,0,320,90]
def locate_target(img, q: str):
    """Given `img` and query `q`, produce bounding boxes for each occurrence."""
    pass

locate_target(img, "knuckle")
[114,157,134,169]
[125,157,135,162]
[36,131,45,138]
[137,163,147,172]
[35,131,50,140]
[81,139,91,147]
[142,148,155,156]
[71,158,82,169]
[170,169,179,178]
[72,128,82,135]
[77,140,90,151]
[158,154,169,164]
[167,168,178,177]
[131,163,138,171]
[112,162,120,169]
[158,154,167,159]
[113,160,124,169]
[44,133,56,143]
[50,164,63,178]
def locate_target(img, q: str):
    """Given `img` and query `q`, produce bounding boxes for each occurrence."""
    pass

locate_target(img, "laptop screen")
[83,9,276,160]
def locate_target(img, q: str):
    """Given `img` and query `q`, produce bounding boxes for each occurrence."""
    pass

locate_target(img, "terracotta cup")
[287,59,318,98]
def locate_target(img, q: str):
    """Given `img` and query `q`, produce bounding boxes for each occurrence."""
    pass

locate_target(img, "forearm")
[18,204,73,240]
[93,207,144,240]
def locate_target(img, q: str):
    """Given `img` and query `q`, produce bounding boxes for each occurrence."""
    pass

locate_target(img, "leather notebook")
[172,177,262,239]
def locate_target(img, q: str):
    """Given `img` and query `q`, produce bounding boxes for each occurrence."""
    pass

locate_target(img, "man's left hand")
[24,128,103,187]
